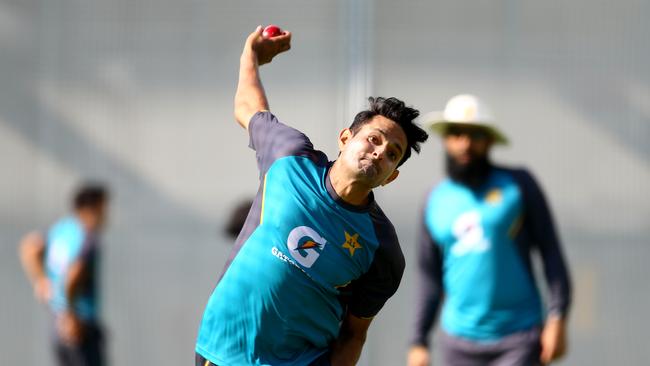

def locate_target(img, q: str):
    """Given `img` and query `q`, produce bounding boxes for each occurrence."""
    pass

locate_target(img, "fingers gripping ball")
[262,25,283,38]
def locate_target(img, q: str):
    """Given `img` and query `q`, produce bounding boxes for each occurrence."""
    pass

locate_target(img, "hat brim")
[420,111,509,145]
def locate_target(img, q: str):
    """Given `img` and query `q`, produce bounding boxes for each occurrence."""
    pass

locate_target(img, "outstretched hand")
[243,25,292,66]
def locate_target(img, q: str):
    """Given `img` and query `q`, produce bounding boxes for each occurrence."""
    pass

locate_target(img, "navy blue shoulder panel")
[346,203,405,319]
[248,111,328,178]
[217,112,328,284]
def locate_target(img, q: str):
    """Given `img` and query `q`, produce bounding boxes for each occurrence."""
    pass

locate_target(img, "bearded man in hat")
[407,95,572,366]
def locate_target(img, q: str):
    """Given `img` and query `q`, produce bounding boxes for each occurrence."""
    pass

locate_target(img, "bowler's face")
[338,116,407,188]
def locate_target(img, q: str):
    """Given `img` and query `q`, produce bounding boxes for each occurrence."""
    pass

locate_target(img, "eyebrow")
[372,128,405,156]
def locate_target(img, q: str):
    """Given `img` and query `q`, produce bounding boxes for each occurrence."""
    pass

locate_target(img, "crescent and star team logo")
[341,231,362,256]
[484,188,503,205]
[286,227,363,268]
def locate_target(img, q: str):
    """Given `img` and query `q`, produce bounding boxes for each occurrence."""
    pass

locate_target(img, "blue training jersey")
[196,112,405,366]
[411,166,571,344]
[45,216,99,321]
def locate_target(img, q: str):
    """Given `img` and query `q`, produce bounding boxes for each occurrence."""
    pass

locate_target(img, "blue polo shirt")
[45,216,99,321]
[412,166,571,344]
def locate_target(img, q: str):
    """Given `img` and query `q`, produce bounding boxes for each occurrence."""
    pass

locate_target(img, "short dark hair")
[73,183,109,210]
[350,97,428,167]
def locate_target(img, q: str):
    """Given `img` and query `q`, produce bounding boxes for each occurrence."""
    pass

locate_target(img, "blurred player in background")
[20,183,110,366]
[195,26,428,366]
[407,95,572,366]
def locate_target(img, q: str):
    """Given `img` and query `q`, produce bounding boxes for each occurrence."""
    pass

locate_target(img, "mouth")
[455,153,473,165]
[358,157,380,176]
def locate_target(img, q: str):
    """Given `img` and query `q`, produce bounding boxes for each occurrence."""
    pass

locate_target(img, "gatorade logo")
[287,226,327,268]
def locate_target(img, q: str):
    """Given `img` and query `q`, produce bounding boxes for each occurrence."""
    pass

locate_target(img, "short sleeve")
[248,111,316,176]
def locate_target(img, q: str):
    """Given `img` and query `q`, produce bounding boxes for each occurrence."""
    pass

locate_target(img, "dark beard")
[445,153,492,188]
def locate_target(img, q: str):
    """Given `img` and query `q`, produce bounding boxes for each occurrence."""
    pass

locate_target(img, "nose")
[372,145,386,160]
[457,134,471,149]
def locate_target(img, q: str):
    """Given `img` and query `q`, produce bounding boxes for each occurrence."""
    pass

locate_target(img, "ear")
[381,169,400,186]
[338,128,353,150]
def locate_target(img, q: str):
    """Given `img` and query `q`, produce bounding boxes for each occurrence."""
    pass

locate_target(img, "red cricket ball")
[262,25,282,38]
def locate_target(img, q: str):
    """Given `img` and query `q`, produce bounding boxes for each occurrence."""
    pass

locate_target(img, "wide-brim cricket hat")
[419,94,509,145]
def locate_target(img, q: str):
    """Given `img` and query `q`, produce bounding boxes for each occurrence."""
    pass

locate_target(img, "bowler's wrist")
[240,49,259,65]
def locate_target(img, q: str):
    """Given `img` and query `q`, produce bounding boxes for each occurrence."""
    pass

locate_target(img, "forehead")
[359,115,407,146]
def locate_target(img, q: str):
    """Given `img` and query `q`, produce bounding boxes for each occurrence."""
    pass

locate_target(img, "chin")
[356,164,378,179]
[356,171,375,182]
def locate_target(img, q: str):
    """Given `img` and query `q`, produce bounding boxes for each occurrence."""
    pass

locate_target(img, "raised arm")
[234,26,291,130]
[18,231,50,303]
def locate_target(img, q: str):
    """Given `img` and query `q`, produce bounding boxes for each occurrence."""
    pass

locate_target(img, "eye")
[388,151,397,161]
[369,135,380,144]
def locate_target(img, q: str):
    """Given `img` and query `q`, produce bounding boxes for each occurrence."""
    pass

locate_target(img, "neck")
[329,160,372,206]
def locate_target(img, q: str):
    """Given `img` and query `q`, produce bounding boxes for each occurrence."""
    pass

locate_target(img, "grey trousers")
[440,327,542,366]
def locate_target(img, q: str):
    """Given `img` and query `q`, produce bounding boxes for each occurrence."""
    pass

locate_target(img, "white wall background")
[1,1,648,365]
